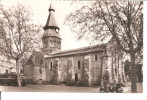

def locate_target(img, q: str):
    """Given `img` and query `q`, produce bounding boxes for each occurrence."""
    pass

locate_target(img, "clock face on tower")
[55,28,59,33]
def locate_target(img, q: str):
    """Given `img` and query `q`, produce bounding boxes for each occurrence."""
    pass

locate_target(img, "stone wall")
[24,48,107,86]
[89,52,104,86]
[67,59,73,85]
[24,64,33,84]
[24,50,46,84]
[45,51,104,86]
[42,37,61,55]
[33,66,46,84]
[24,65,46,84]
[46,57,67,84]
[79,57,89,86]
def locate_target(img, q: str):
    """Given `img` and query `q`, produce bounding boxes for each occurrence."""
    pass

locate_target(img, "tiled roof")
[44,10,59,29]
[44,43,107,58]
[43,4,59,30]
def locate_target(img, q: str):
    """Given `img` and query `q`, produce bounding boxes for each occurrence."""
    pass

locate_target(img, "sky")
[1,0,89,50]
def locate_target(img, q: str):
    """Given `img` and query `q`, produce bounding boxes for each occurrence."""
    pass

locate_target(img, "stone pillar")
[69,58,74,80]
[89,55,92,86]
[55,58,60,82]
[108,56,112,82]
[51,60,58,84]
[84,55,91,86]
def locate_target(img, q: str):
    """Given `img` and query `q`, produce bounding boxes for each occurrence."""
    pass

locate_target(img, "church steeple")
[42,3,61,55]
[43,4,59,31]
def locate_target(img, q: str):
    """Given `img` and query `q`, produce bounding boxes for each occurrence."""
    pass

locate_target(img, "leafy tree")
[65,1,143,92]
[108,39,124,81]
[0,4,42,86]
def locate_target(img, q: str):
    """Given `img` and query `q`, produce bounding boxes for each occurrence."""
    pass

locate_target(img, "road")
[0,84,99,92]
[0,82,143,93]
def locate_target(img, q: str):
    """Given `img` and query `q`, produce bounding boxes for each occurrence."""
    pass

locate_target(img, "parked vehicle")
[0,73,27,86]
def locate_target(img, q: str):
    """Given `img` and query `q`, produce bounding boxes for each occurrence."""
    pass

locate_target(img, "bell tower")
[42,4,61,55]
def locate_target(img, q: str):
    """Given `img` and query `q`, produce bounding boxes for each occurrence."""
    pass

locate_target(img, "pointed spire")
[43,3,59,30]
[49,3,55,12]
[42,3,61,39]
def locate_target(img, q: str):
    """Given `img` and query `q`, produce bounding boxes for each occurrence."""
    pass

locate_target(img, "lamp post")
[100,54,109,86]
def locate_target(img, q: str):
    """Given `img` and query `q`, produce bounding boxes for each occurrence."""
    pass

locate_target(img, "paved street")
[0,82,143,93]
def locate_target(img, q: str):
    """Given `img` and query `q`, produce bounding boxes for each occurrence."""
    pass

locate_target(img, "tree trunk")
[112,57,114,80]
[130,52,137,93]
[16,59,22,87]
[100,56,103,86]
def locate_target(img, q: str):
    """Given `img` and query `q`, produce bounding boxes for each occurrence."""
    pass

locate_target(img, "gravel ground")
[0,82,142,93]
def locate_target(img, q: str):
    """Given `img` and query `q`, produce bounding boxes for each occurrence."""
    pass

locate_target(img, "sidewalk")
[123,82,143,93]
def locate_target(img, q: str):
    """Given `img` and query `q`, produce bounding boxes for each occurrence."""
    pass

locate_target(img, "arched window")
[57,41,59,48]
[44,39,48,48]
[78,61,81,69]
[50,40,51,46]
[6,70,8,73]
[95,55,98,61]
[49,62,53,71]
[50,40,53,47]
[52,40,55,47]
[59,41,60,47]
[39,68,42,74]
[54,41,56,47]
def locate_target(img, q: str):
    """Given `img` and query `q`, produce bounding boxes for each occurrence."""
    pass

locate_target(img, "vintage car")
[0,73,27,86]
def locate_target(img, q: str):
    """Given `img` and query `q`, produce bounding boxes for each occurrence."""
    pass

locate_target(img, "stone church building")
[24,4,128,86]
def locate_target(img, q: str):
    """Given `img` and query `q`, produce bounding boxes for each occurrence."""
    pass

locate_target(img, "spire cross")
[49,3,55,12]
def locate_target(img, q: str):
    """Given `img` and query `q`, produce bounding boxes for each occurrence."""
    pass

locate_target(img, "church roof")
[43,4,59,30]
[44,43,107,58]
[25,50,44,66]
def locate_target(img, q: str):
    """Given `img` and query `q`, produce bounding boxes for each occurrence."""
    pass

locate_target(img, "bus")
[0,73,27,86]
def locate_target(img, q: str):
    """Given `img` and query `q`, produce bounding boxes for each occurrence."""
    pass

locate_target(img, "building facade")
[24,4,128,86]
[0,55,16,74]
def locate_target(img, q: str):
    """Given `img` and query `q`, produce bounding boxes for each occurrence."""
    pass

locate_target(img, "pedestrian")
[108,81,115,93]
[118,87,123,93]
[116,83,120,93]
[109,86,115,93]
[99,86,104,93]
[116,83,123,93]
[21,75,26,86]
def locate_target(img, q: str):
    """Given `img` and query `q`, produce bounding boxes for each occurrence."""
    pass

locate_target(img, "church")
[24,4,127,86]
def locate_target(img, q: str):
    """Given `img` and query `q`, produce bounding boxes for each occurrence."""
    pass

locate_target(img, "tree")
[107,39,124,81]
[65,1,143,92]
[0,4,42,86]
